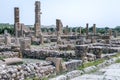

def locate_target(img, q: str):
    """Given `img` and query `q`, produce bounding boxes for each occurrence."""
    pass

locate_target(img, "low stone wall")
[23,49,75,59]
[0,51,19,58]
[64,60,82,71]
[0,46,11,51]
[83,66,97,73]
[65,70,83,79]
[88,46,120,54]
[0,63,55,80]
[111,39,120,45]
[58,45,75,50]
[0,38,4,44]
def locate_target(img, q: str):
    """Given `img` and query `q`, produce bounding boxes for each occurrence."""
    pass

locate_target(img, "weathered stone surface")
[93,24,96,35]
[109,29,112,37]
[0,51,19,58]
[83,66,97,73]
[34,1,42,37]
[50,70,83,80]
[86,53,96,61]
[86,23,89,38]
[3,58,23,65]
[56,19,63,44]
[14,7,23,37]
[75,45,88,61]
[0,62,55,80]
[39,33,44,44]
[79,27,82,35]
[64,25,69,35]
[64,60,82,71]
[65,70,83,79]
[4,32,11,45]
[46,57,63,73]
[11,45,20,52]
[20,38,31,51]
[23,49,75,59]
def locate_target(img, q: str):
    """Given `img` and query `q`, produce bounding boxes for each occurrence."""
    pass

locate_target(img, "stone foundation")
[64,60,82,71]
[0,63,55,80]
[23,49,75,59]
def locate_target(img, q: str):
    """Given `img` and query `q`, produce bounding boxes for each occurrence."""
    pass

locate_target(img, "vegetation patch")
[78,59,105,70]
[112,53,120,58]
[115,59,120,63]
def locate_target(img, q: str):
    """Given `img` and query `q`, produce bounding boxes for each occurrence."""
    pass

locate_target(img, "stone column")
[79,27,82,35]
[109,29,112,37]
[40,33,44,44]
[64,25,68,35]
[69,28,72,35]
[93,24,96,35]
[21,23,24,37]
[14,7,21,37]
[4,32,11,45]
[34,1,42,37]
[114,31,117,38]
[86,23,89,36]
[56,19,63,44]
[75,28,78,35]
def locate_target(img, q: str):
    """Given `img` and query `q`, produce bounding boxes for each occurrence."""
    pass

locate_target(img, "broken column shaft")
[14,7,21,37]
[34,1,42,37]
[93,24,96,35]
[56,19,63,44]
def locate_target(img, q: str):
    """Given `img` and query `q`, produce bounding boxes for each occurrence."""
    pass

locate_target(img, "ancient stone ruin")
[34,1,42,37]
[0,1,120,80]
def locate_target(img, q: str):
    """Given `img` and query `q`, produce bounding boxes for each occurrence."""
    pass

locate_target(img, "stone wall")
[0,46,11,51]
[58,45,75,50]
[0,45,20,58]
[64,60,82,71]
[23,49,75,59]
[0,63,55,80]
[0,51,19,58]
[0,38,4,44]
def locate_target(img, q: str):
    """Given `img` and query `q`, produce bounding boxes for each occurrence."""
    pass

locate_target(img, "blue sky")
[0,0,120,28]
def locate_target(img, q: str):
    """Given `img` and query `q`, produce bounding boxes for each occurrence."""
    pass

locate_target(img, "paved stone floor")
[71,63,120,80]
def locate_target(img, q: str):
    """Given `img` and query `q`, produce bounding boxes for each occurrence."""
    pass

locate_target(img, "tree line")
[0,23,120,35]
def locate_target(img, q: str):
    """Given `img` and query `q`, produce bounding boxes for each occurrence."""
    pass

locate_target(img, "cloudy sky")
[0,0,120,28]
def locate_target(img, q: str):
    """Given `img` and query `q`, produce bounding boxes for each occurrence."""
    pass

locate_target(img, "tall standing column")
[79,27,82,35]
[109,29,112,37]
[64,25,68,35]
[56,19,63,44]
[86,23,89,38]
[14,7,20,37]
[93,24,96,35]
[70,28,72,35]
[21,23,25,37]
[86,23,89,36]
[114,31,117,38]
[34,1,42,37]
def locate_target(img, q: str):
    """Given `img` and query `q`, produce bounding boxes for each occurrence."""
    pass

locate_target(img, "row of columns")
[14,1,114,45]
